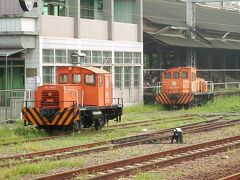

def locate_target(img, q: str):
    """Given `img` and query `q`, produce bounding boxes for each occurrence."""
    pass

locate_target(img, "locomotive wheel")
[94,119,104,131]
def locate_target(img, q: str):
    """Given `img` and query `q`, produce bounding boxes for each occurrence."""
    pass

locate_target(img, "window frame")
[164,72,172,79]
[72,74,81,84]
[84,74,96,85]
[182,72,188,79]
[59,74,69,84]
[173,72,180,79]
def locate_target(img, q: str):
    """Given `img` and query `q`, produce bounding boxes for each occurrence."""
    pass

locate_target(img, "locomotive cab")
[156,67,214,107]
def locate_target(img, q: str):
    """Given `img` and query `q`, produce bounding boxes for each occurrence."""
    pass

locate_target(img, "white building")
[0,0,143,105]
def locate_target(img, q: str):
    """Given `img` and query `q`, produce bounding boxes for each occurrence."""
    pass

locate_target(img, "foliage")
[13,121,46,138]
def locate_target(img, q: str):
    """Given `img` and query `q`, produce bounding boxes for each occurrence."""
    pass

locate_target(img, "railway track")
[1,118,239,169]
[0,114,198,147]
[0,113,235,147]
[220,172,240,180]
[34,134,240,180]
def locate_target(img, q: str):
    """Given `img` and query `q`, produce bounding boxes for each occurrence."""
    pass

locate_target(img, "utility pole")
[186,0,237,67]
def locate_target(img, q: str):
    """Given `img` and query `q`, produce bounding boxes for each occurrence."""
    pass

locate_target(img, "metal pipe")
[5,55,7,90]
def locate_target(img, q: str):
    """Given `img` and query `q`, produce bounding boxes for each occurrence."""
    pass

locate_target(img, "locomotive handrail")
[24,89,32,102]
[113,98,123,106]
[207,81,214,92]
[22,100,78,108]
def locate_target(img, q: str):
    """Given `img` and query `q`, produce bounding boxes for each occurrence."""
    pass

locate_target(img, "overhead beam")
[189,0,232,3]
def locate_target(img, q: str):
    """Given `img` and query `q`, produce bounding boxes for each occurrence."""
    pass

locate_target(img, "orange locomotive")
[22,66,123,131]
[155,67,214,108]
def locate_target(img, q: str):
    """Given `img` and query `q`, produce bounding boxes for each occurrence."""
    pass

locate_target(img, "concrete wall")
[114,22,138,42]
[40,15,74,38]
[80,19,109,40]
[0,18,35,32]
[0,0,23,16]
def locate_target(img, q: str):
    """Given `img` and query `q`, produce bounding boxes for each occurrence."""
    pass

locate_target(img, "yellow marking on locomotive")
[22,108,37,125]
[29,108,43,125]
[51,108,65,125]
[58,108,71,125]
[35,108,50,125]
[64,108,79,125]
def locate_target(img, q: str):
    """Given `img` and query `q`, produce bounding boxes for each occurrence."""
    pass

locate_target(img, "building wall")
[33,37,144,104]
[0,0,23,16]
[0,0,144,105]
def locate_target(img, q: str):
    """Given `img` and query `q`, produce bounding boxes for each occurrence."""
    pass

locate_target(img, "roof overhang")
[0,49,25,57]
[144,32,240,50]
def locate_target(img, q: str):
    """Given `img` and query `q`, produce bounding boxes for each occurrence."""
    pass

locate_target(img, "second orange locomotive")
[22,66,122,131]
[156,67,214,108]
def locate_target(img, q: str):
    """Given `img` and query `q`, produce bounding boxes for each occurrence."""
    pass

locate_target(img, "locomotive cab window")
[60,74,68,84]
[73,74,81,84]
[85,74,95,85]
[173,72,179,79]
[182,72,188,79]
[164,72,172,79]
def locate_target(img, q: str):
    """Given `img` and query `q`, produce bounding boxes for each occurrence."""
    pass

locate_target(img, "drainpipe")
[5,55,7,90]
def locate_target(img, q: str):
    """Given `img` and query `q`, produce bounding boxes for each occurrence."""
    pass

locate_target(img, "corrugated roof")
[144,0,240,33]
[145,32,240,50]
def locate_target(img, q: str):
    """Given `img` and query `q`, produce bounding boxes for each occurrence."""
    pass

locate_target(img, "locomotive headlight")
[171,81,177,86]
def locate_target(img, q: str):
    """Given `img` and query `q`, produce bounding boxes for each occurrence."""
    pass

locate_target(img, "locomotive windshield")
[182,72,188,79]
[164,72,172,79]
[173,72,179,79]
[60,74,68,84]
[73,74,81,84]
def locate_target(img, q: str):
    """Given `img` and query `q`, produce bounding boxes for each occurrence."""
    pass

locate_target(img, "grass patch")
[13,121,47,138]
[134,170,185,180]
[182,95,240,114]
[0,158,84,180]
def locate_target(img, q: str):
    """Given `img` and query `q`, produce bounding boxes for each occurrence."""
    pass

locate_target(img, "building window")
[81,50,91,64]
[92,51,102,64]
[134,66,140,87]
[103,66,111,73]
[43,49,54,63]
[103,51,112,64]
[42,66,54,84]
[115,52,123,64]
[68,50,78,64]
[124,66,131,88]
[55,50,67,63]
[114,0,134,23]
[133,52,141,64]
[81,0,94,19]
[124,52,132,64]
[115,67,122,88]
[42,0,67,16]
